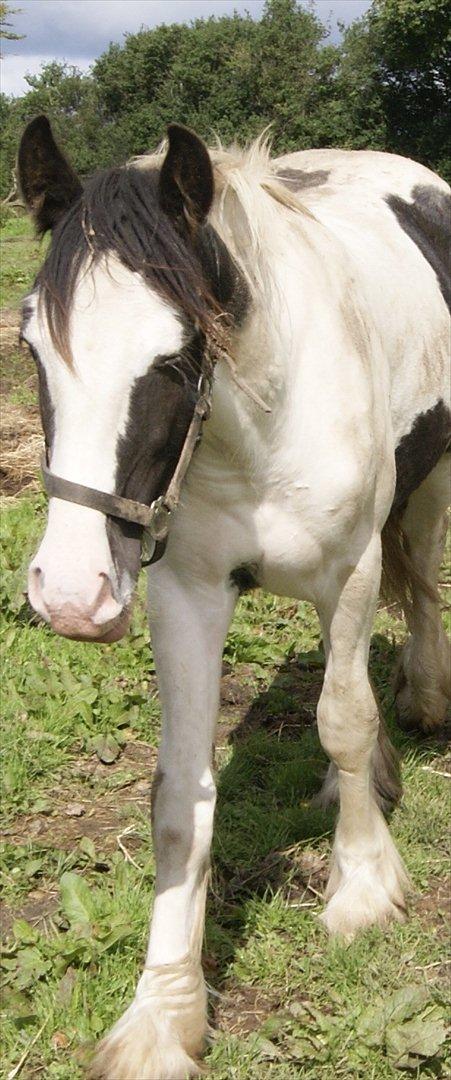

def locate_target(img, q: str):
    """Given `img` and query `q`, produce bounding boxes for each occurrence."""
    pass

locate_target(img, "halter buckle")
[147,495,171,542]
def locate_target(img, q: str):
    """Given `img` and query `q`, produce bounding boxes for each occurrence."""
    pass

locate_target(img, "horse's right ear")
[159,124,214,229]
[18,115,83,234]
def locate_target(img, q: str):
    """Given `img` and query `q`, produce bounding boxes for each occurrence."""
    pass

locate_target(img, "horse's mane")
[137,134,314,309]
[38,135,312,364]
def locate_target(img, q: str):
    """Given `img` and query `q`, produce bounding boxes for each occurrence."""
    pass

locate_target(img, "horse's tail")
[381,510,438,621]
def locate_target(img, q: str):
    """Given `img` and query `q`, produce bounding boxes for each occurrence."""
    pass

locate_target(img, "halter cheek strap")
[40,378,212,568]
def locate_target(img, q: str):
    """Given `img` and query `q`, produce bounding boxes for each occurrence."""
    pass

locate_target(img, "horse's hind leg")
[393,457,450,732]
[316,692,402,816]
[317,534,410,937]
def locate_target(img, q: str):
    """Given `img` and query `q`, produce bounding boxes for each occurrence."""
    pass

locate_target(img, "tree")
[92,0,340,154]
[340,0,450,177]
[0,2,24,41]
[1,0,449,201]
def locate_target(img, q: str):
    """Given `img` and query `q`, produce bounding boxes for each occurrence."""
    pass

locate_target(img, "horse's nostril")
[91,572,122,625]
[27,564,49,619]
[29,565,44,594]
[97,571,113,599]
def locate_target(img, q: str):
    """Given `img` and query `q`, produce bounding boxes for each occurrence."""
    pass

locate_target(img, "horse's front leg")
[91,565,236,1080]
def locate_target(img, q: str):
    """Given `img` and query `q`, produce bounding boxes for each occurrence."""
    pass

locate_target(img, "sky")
[1,0,371,97]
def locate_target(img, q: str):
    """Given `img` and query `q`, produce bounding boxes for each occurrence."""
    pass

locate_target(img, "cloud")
[1,0,371,97]
[1,53,93,97]
[2,0,267,58]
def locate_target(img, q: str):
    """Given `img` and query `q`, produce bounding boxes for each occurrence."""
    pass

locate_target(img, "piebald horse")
[18,115,450,1079]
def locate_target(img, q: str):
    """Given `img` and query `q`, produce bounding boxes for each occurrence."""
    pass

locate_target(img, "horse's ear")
[18,115,83,235]
[159,124,214,228]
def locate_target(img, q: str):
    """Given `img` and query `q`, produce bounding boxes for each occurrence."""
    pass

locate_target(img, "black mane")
[38,164,245,362]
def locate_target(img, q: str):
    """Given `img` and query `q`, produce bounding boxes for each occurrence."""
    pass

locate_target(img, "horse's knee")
[317,676,378,771]
[151,765,216,866]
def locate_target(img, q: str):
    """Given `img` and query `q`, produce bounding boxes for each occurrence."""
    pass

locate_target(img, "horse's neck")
[204,306,288,476]
[207,192,325,463]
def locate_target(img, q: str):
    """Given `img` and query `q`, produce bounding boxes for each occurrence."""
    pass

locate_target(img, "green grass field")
[1,216,450,1079]
[0,215,48,310]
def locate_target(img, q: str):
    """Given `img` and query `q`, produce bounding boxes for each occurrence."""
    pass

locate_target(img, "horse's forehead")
[27,258,185,384]
[70,262,185,370]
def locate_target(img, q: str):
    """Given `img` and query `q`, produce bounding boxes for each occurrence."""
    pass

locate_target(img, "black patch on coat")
[392,399,451,513]
[20,299,35,336]
[197,225,249,326]
[108,344,203,578]
[36,360,55,455]
[276,167,330,191]
[386,185,451,312]
[230,563,259,594]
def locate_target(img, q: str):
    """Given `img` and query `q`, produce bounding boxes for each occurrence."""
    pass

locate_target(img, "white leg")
[317,536,410,938]
[395,458,450,732]
[316,702,402,816]
[91,565,236,1079]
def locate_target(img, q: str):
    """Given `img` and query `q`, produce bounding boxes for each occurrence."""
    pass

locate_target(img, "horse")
[17,114,450,1079]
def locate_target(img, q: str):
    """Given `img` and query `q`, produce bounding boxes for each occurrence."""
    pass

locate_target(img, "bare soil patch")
[1,740,157,936]
[1,890,60,939]
[213,984,279,1036]
[4,740,156,852]
[0,399,43,495]
[0,306,21,349]
[1,307,42,495]
[416,875,450,933]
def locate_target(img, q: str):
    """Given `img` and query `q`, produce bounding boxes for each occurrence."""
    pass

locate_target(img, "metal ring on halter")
[147,495,172,542]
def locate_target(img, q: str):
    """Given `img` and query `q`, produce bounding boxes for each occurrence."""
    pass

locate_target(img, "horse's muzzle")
[28,567,131,643]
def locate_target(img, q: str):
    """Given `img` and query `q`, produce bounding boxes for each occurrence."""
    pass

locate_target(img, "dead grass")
[0,307,21,347]
[0,398,43,495]
[1,308,42,495]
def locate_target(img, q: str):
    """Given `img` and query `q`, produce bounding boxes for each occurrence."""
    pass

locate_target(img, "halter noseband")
[40,371,212,567]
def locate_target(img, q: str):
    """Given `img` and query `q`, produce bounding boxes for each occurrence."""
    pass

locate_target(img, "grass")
[1,215,450,1079]
[1,494,449,1079]
[0,214,48,309]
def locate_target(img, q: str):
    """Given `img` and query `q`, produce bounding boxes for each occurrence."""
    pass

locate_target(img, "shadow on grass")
[207,632,450,992]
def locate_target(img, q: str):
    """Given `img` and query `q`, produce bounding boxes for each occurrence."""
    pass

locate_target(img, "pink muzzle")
[28,567,131,643]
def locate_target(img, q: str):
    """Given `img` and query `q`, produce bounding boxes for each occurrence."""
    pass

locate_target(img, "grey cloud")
[2,1,264,58]
[3,0,370,59]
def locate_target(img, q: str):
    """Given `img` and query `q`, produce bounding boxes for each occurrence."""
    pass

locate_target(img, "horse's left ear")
[18,115,83,235]
[159,124,214,228]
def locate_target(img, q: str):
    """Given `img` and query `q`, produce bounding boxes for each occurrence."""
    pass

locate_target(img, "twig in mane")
[208,329,272,413]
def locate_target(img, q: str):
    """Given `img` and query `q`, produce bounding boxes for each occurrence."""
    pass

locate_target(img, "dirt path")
[1,306,21,347]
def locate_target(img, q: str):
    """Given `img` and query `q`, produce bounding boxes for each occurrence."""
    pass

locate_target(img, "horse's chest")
[254,495,338,599]
[182,439,370,600]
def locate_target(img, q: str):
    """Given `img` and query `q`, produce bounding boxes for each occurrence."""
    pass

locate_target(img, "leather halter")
[41,372,213,568]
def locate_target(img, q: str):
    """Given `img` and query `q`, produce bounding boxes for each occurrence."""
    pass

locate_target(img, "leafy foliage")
[342,0,451,176]
[1,0,449,200]
[0,1,24,41]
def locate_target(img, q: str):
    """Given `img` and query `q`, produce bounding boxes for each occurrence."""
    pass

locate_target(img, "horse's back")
[275,147,450,447]
[274,146,449,206]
